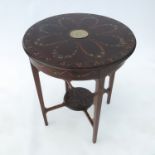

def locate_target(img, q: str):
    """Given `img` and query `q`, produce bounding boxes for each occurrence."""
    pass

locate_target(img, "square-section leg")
[30,63,48,126]
[93,78,105,143]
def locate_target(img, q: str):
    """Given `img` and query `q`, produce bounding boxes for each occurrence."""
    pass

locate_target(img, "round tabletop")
[23,13,136,70]
[23,13,136,80]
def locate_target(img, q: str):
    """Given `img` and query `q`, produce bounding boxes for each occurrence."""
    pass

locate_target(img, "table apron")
[30,58,124,80]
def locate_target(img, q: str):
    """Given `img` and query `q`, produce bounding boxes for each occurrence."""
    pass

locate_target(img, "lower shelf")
[64,87,94,111]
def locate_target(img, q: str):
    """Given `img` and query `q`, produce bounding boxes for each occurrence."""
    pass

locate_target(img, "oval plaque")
[70,29,89,39]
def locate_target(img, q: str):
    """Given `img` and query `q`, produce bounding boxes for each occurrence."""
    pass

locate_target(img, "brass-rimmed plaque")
[70,29,89,39]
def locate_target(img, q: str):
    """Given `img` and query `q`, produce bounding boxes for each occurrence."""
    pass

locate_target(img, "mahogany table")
[23,13,136,143]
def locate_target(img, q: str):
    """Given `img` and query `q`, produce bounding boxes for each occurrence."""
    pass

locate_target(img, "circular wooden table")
[23,13,136,143]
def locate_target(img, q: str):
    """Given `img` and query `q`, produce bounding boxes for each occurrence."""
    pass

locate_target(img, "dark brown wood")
[93,77,105,143]
[64,87,94,111]
[46,103,65,112]
[65,80,73,90]
[65,81,69,92]
[29,57,123,80]
[23,13,136,143]
[23,13,136,78]
[30,63,48,126]
[83,110,93,126]
[107,72,115,104]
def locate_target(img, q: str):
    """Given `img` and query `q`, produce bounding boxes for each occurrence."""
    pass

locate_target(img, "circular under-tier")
[64,87,94,111]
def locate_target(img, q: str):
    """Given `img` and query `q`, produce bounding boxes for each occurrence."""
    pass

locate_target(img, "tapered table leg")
[93,77,105,143]
[30,63,48,126]
[65,81,69,92]
[65,80,72,92]
[107,72,115,104]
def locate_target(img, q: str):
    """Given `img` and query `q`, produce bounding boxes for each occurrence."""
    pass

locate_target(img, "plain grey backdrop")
[0,0,155,155]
